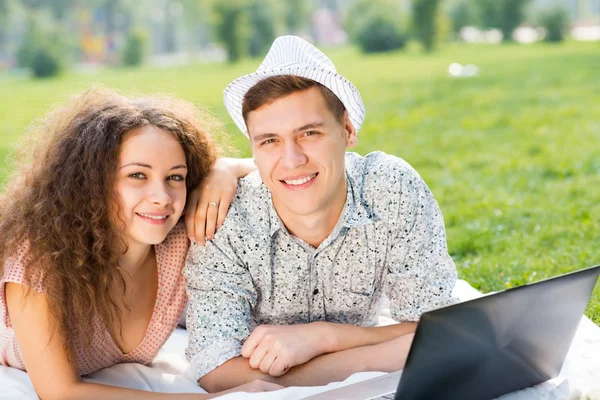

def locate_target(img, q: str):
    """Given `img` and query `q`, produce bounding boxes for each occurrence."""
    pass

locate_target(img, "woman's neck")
[118,241,154,278]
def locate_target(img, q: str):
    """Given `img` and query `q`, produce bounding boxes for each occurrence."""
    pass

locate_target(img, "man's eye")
[262,139,277,145]
[305,130,319,136]
[168,174,185,182]
[129,172,146,179]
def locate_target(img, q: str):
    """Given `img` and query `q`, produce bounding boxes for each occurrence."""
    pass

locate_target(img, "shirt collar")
[267,170,378,238]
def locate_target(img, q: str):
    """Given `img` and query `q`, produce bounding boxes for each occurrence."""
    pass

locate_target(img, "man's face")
[246,86,357,220]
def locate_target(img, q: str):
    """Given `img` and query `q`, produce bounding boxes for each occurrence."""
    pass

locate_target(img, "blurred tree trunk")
[412,0,440,52]
[164,0,177,53]
[214,0,249,63]
[248,0,275,57]
[285,0,309,34]
[0,0,7,58]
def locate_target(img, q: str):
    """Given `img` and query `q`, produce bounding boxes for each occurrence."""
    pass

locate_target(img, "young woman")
[0,87,280,399]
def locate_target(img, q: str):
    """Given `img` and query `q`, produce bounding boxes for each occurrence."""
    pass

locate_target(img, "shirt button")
[313,289,319,295]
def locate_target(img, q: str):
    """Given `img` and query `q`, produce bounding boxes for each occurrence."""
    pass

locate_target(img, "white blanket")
[1,280,599,400]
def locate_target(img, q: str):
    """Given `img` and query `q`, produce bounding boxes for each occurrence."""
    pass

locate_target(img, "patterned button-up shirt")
[184,151,457,380]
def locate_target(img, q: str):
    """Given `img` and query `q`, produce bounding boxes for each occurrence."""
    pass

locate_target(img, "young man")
[184,36,457,392]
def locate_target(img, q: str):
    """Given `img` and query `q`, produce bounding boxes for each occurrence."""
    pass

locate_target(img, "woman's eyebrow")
[119,163,187,170]
[120,162,152,169]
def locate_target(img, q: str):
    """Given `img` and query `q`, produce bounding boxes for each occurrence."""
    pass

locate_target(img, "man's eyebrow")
[293,122,324,133]
[119,163,187,170]
[252,122,326,142]
[252,133,278,143]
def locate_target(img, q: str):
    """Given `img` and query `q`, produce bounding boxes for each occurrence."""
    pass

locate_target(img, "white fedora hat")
[223,35,365,138]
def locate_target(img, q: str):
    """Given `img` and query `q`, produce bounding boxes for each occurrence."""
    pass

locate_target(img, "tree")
[538,6,570,42]
[448,0,473,34]
[412,0,440,52]
[473,0,531,41]
[347,0,407,53]
[16,16,68,78]
[121,27,147,66]
[214,0,249,62]
[0,0,9,58]
[284,0,310,34]
[248,0,276,57]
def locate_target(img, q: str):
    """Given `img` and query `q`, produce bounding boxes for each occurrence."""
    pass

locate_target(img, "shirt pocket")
[342,245,378,296]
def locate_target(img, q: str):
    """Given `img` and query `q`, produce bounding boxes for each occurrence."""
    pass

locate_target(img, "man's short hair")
[242,76,346,130]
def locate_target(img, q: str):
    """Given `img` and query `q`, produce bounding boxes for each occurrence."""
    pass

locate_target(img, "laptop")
[306,265,600,400]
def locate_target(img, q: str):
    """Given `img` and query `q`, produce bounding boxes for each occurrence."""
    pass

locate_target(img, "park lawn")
[1,41,599,324]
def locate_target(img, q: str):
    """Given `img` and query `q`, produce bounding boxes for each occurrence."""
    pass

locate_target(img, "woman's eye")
[168,174,185,182]
[129,172,146,179]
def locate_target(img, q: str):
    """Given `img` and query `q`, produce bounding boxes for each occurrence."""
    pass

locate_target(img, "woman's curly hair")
[0,86,221,353]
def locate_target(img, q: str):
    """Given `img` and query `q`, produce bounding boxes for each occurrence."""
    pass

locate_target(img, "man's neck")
[274,181,347,249]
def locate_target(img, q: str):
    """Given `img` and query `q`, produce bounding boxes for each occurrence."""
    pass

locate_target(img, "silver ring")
[209,201,218,207]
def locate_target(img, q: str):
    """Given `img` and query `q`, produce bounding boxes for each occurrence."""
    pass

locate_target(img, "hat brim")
[223,65,365,138]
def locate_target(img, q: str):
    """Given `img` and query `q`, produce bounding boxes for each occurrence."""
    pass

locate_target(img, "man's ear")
[343,111,358,149]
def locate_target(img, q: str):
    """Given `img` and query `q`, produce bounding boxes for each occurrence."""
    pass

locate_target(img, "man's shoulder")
[345,151,422,193]
[235,170,269,202]
[221,171,271,230]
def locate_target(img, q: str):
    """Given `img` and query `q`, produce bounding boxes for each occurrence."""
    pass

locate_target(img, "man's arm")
[183,231,257,384]
[385,161,458,322]
[237,321,416,377]
[200,332,415,392]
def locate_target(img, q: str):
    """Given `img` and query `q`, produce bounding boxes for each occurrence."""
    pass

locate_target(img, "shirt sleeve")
[384,163,458,322]
[183,230,257,381]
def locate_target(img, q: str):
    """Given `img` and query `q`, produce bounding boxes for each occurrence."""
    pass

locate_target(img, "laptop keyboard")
[371,393,396,400]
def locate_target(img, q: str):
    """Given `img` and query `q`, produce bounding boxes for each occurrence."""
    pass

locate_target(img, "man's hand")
[206,379,284,398]
[185,158,239,244]
[364,332,415,372]
[241,323,330,377]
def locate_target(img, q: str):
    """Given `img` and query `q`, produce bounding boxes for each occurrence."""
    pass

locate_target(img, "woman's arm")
[185,158,256,244]
[5,282,279,400]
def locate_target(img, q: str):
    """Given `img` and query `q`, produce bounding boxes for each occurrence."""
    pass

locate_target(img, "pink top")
[0,222,189,376]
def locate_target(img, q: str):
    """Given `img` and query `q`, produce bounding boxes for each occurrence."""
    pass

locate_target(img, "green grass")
[1,41,599,324]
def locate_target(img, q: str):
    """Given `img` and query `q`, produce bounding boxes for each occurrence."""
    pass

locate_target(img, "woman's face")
[115,125,187,247]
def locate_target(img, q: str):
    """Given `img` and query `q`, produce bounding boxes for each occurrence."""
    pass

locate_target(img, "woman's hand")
[185,158,255,245]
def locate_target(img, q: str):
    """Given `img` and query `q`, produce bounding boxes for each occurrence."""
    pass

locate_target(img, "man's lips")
[278,173,318,191]
[280,173,318,186]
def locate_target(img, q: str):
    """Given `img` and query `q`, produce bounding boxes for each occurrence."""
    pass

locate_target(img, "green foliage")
[448,0,473,34]
[412,0,441,52]
[214,0,249,63]
[435,7,452,44]
[31,47,60,77]
[473,0,531,41]
[284,0,310,34]
[248,0,276,57]
[121,28,148,66]
[347,0,407,54]
[538,7,570,43]
[356,15,406,53]
[16,18,41,69]
[16,17,68,78]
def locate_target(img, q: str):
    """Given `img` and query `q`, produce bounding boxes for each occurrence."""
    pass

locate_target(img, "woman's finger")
[217,191,234,228]
[193,201,208,245]
[205,200,219,240]
[184,189,201,241]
